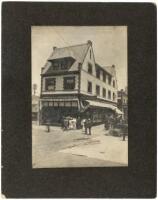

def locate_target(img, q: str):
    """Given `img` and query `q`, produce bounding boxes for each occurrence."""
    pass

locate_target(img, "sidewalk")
[32,124,128,168]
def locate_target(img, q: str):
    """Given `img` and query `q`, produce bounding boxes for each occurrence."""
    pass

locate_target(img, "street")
[32,123,128,168]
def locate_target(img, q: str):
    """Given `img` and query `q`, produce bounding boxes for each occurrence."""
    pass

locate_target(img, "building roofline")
[95,63,114,76]
[53,42,88,51]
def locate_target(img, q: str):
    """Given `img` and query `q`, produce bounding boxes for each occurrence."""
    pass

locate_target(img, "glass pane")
[54,102,58,107]
[49,102,54,106]
[72,101,78,107]
[65,102,71,107]
[59,101,64,107]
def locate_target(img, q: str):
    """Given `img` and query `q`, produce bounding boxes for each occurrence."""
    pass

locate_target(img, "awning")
[86,100,123,114]
[86,100,117,110]
[115,108,123,115]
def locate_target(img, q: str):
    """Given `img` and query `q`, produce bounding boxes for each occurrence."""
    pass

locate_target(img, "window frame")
[45,77,56,91]
[103,71,106,82]
[88,63,93,74]
[87,81,92,93]
[102,88,106,98]
[96,85,100,96]
[108,90,111,99]
[63,76,75,90]
[96,68,100,79]
[108,75,112,85]
[113,80,115,87]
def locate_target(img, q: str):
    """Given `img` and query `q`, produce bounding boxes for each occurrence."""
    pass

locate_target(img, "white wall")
[80,45,117,103]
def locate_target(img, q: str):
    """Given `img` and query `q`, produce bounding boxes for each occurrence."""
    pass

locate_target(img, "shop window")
[64,76,75,90]
[43,101,48,107]
[54,102,59,107]
[108,90,111,99]
[87,81,92,93]
[59,101,64,107]
[88,63,92,74]
[72,101,78,107]
[49,102,54,106]
[108,76,112,85]
[103,88,106,98]
[65,101,71,107]
[45,78,56,91]
[96,85,100,96]
[96,69,100,79]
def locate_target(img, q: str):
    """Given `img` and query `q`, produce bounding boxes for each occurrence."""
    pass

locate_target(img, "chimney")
[53,46,57,51]
[87,40,92,46]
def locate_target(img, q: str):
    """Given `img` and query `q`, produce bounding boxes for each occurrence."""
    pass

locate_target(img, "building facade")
[39,40,119,125]
[117,88,128,123]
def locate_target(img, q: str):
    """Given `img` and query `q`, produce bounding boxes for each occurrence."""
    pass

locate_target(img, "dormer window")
[103,72,106,82]
[88,63,92,74]
[108,75,112,85]
[96,68,100,79]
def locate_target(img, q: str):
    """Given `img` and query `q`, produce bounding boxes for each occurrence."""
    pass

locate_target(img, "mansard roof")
[48,43,89,63]
[42,43,90,74]
[42,41,116,77]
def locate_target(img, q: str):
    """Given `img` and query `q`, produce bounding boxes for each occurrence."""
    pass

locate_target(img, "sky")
[32,26,127,95]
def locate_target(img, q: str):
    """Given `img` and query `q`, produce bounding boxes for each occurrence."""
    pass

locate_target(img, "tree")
[33,83,37,95]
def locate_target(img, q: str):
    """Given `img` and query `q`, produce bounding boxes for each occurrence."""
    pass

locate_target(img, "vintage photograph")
[32,26,128,168]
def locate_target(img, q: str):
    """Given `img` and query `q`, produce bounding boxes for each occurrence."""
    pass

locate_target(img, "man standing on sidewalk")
[85,118,92,135]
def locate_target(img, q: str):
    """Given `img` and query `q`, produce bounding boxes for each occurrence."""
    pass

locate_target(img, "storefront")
[39,98,121,125]
[39,99,79,125]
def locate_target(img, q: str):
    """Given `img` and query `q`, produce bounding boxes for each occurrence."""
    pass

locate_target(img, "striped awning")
[86,100,117,110]
[86,100,123,114]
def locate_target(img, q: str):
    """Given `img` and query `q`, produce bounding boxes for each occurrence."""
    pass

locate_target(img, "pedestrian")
[76,116,81,129]
[104,115,109,130]
[61,116,65,129]
[85,118,92,135]
[81,118,86,133]
[46,119,51,132]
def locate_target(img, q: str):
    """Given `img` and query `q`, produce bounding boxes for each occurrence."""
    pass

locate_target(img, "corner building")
[40,40,118,125]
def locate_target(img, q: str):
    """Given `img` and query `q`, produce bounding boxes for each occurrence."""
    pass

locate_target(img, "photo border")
[2,2,156,198]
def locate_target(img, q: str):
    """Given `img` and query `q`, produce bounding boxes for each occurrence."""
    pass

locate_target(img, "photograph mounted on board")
[32,26,128,168]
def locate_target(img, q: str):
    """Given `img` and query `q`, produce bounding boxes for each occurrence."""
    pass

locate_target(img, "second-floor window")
[113,80,115,87]
[103,88,106,98]
[108,90,111,99]
[113,92,116,101]
[64,76,75,90]
[45,78,56,91]
[87,81,92,93]
[88,63,92,74]
[96,85,100,96]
